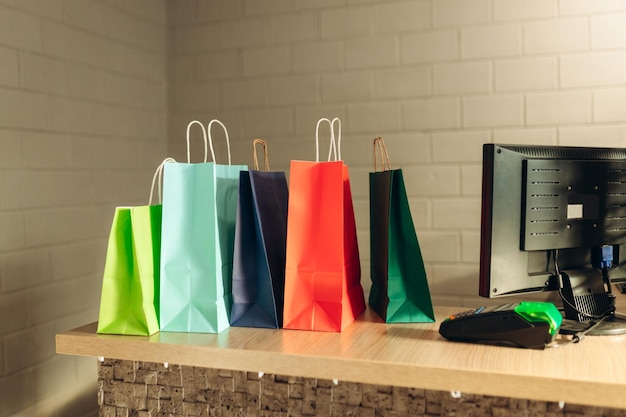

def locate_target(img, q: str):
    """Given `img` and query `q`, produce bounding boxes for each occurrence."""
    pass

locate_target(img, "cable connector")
[572,333,584,344]
[592,245,613,269]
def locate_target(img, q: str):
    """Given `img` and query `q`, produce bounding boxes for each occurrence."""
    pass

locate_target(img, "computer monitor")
[479,143,626,335]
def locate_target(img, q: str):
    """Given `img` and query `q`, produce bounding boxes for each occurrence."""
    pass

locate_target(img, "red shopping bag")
[283,118,366,332]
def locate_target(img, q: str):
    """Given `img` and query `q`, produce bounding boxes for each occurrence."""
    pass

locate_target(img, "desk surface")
[56,306,626,409]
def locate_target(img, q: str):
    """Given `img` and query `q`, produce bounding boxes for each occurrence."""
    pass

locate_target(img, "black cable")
[548,315,611,348]
[557,286,615,320]
[548,249,619,347]
[553,249,616,320]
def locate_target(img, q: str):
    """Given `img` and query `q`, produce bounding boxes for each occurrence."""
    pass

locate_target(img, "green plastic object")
[514,302,563,336]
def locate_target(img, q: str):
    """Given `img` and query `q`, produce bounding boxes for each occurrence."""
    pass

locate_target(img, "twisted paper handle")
[373,136,391,172]
[253,139,270,171]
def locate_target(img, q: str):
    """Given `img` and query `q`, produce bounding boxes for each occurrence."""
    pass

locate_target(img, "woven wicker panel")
[97,359,626,417]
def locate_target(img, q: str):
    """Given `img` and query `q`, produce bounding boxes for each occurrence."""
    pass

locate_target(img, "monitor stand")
[560,315,626,336]
[558,269,626,336]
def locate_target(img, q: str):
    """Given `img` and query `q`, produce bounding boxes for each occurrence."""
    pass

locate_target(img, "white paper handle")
[186,120,208,163]
[149,157,177,205]
[315,117,341,162]
[332,117,341,160]
[207,119,232,165]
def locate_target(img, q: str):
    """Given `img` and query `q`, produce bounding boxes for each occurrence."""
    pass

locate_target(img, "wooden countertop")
[56,306,626,409]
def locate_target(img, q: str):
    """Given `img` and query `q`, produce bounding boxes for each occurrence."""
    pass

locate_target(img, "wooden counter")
[56,306,626,410]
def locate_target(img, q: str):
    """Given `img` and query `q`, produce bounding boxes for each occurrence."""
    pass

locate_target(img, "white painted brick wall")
[432,0,491,28]
[322,72,372,102]
[433,62,492,95]
[345,36,398,69]
[375,0,430,34]
[559,0,624,16]
[460,24,521,59]
[494,57,558,91]
[560,52,626,88]
[493,0,556,21]
[463,95,524,128]
[559,125,626,148]
[243,46,291,77]
[196,51,242,81]
[168,0,626,312]
[401,29,458,64]
[375,67,430,99]
[4,3,625,404]
[3,4,619,413]
[404,98,460,131]
[270,12,318,43]
[271,75,319,106]
[0,2,167,417]
[321,7,372,39]
[523,17,589,54]
[493,127,557,145]
[526,91,592,125]
[591,13,626,49]
[595,88,626,123]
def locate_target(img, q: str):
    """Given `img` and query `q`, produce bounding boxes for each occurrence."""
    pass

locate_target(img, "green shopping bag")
[369,137,435,323]
[160,120,247,333]
[97,158,173,336]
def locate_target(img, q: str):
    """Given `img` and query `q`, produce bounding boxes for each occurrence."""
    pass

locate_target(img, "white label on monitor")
[567,203,583,219]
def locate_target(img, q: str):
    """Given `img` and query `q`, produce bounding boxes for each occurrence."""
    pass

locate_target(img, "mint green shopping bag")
[97,158,173,336]
[160,120,247,333]
[369,137,435,323]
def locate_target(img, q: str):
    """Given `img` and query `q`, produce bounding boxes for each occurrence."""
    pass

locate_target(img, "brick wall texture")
[167,0,626,309]
[1,0,626,416]
[0,1,167,416]
[98,359,626,417]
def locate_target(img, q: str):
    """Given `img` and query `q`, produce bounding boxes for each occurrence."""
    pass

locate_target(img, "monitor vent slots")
[573,293,613,322]
[605,169,626,239]
[522,161,564,250]
[522,160,626,251]
[511,146,626,160]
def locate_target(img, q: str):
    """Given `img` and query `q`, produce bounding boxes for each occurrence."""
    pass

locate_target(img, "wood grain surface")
[56,305,626,409]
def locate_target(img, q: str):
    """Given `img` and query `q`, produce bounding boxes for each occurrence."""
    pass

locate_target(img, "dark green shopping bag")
[97,158,173,335]
[369,137,435,323]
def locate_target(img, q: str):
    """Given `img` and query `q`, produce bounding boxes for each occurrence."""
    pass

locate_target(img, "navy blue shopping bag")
[230,139,288,328]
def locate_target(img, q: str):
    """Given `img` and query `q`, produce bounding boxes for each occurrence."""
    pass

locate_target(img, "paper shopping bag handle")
[149,157,177,205]
[186,120,208,163]
[207,119,232,165]
[315,117,341,162]
[253,139,270,171]
[373,137,391,172]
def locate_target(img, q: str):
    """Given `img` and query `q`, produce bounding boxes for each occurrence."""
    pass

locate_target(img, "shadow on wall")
[0,355,97,417]
[9,375,97,417]
[0,250,102,417]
